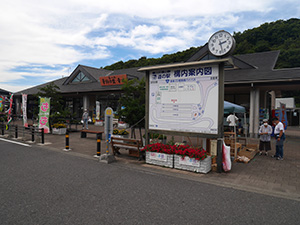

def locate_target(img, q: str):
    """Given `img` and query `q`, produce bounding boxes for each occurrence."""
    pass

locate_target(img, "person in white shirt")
[82,109,89,129]
[272,117,285,160]
[258,119,272,156]
[226,114,238,131]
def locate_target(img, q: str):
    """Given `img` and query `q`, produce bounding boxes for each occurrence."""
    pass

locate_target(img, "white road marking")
[0,138,31,147]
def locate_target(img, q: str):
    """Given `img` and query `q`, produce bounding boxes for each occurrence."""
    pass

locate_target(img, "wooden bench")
[111,136,142,158]
[81,130,103,139]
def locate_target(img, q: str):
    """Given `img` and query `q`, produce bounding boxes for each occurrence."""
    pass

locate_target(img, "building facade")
[14,48,300,135]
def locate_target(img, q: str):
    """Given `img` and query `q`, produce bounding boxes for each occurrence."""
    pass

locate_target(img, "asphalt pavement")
[2,120,300,202]
[1,140,300,225]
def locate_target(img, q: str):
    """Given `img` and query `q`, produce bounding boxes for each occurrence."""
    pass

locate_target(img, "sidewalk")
[4,121,300,201]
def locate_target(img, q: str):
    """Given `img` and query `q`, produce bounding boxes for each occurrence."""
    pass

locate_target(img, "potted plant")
[52,123,67,135]
[174,145,211,173]
[141,143,175,168]
[112,129,129,138]
[142,143,211,173]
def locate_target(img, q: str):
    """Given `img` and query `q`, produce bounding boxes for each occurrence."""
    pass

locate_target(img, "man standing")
[272,117,285,160]
[82,109,89,130]
[226,113,238,132]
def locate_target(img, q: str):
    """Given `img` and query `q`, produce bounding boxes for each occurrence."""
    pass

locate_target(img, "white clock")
[208,30,236,57]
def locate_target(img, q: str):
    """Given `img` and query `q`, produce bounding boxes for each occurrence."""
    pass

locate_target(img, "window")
[71,72,90,83]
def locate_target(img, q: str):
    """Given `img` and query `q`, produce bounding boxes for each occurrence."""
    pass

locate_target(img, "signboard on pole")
[148,64,220,135]
[100,107,116,164]
[139,58,229,173]
[104,107,113,143]
[38,97,50,133]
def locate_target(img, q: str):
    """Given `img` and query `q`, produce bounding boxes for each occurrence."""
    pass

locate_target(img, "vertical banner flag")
[279,103,288,129]
[96,101,100,120]
[38,97,50,133]
[0,95,3,112]
[6,93,14,130]
[22,94,28,127]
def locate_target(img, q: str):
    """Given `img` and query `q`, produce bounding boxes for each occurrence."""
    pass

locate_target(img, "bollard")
[41,128,44,144]
[1,123,4,135]
[65,131,69,150]
[106,139,109,154]
[31,127,35,142]
[97,138,101,156]
[15,125,18,139]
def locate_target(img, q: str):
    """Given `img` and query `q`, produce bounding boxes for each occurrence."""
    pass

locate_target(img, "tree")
[117,77,145,138]
[34,82,71,125]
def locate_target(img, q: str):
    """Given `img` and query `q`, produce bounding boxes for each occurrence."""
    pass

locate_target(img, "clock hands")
[219,40,227,52]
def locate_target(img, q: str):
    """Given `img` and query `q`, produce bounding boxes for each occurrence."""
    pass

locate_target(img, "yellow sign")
[106,109,112,115]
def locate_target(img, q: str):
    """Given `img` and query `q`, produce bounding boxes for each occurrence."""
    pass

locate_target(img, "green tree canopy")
[117,78,145,128]
[34,82,72,124]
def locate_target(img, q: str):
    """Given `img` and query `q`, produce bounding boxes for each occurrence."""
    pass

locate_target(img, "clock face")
[208,30,235,57]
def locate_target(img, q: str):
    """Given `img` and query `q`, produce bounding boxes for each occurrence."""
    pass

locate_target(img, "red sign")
[100,74,127,86]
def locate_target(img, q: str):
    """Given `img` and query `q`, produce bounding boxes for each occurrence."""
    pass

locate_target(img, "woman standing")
[258,119,273,155]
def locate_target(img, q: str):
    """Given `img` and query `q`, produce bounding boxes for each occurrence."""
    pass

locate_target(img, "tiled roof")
[225,51,300,83]
[234,51,280,70]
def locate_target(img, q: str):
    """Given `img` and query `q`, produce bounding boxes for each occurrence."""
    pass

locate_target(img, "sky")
[0,0,299,93]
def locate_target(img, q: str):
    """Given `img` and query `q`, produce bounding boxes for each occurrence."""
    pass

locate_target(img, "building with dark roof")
[188,45,300,134]
[14,47,300,134]
[14,65,145,120]
[0,88,10,96]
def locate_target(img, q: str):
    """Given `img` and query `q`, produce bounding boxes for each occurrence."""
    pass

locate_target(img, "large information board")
[149,64,219,134]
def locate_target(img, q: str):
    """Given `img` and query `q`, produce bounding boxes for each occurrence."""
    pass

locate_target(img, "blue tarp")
[224,101,245,114]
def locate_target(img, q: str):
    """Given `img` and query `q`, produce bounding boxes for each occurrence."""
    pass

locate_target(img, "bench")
[111,136,142,158]
[81,130,103,139]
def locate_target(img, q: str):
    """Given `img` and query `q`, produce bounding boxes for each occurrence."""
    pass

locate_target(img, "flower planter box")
[174,155,211,173]
[112,134,129,141]
[52,128,67,135]
[94,120,103,126]
[146,152,174,168]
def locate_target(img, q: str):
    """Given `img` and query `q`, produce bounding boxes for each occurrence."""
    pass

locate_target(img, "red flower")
[142,143,207,161]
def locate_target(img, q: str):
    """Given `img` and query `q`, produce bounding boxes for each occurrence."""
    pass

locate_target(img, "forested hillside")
[104,18,300,70]
[104,46,201,70]
[234,18,300,68]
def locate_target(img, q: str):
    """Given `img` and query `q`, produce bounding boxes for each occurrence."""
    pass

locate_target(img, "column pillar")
[83,95,89,111]
[269,91,276,110]
[249,88,260,137]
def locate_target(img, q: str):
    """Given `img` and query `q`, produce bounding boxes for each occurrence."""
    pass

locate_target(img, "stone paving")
[2,120,300,201]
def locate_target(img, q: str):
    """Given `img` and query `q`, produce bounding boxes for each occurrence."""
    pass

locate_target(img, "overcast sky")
[0,0,299,93]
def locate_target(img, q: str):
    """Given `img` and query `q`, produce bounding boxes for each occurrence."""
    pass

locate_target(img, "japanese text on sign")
[149,65,219,135]
[100,74,127,86]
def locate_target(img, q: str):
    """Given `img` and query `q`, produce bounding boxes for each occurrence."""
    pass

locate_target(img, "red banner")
[100,74,127,86]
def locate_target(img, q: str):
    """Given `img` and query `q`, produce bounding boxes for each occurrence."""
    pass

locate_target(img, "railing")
[0,123,45,144]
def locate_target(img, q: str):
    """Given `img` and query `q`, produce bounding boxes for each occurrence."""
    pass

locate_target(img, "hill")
[234,18,300,68]
[104,18,300,70]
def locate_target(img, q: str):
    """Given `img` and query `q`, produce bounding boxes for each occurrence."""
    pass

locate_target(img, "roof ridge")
[234,50,280,57]
[79,64,111,72]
